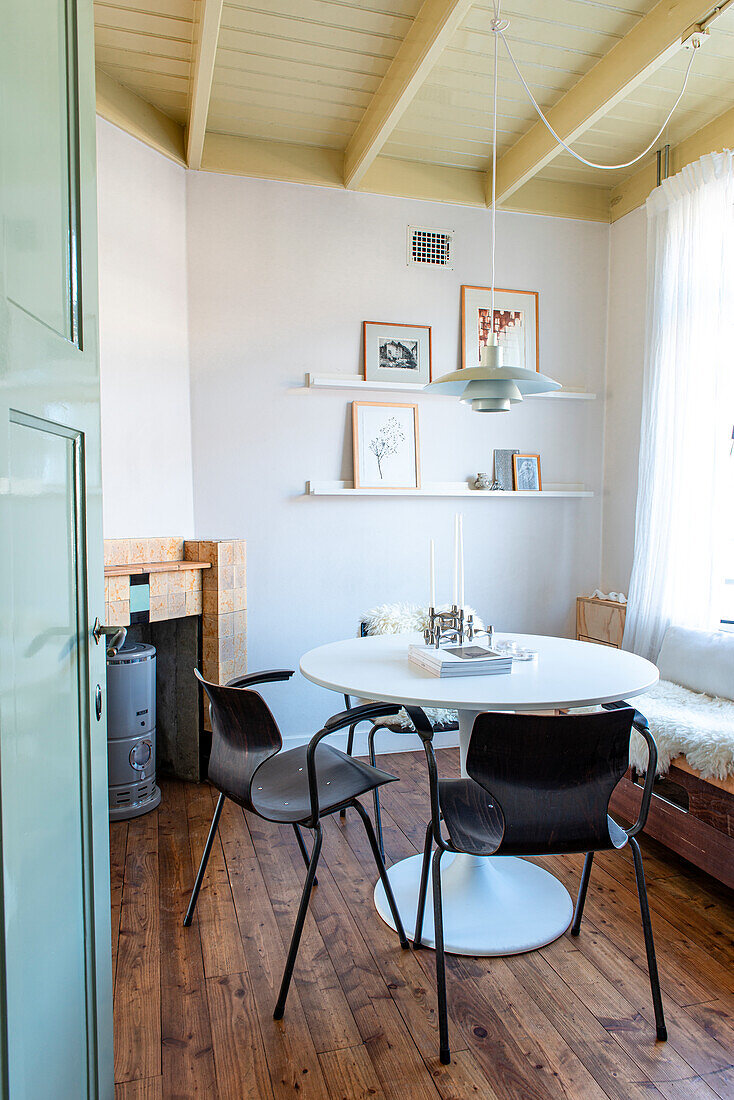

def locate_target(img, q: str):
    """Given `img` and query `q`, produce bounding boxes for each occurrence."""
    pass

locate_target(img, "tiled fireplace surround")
[104,537,246,779]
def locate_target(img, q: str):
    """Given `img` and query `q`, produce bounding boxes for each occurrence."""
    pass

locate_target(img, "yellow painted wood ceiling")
[93,0,734,215]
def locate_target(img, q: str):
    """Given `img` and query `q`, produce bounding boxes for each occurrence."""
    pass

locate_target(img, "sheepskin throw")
[630,679,734,781]
[363,602,484,637]
[358,603,485,732]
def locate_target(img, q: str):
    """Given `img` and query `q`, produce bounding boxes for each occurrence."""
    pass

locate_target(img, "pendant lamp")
[425,3,699,412]
[425,341,561,412]
[424,8,560,411]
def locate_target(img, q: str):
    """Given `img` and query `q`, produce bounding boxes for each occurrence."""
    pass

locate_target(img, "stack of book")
[408,643,513,678]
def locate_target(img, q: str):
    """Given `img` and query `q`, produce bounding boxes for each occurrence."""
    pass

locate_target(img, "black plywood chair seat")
[184,668,408,1020]
[250,741,393,823]
[405,703,667,1065]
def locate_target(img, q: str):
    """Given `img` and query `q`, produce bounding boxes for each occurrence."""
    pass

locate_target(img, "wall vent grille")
[407,225,454,268]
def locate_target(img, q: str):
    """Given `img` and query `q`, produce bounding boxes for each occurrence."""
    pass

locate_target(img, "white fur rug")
[629,679,734,781]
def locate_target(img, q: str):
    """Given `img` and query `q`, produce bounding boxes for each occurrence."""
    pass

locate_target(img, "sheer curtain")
[624,151,734,661]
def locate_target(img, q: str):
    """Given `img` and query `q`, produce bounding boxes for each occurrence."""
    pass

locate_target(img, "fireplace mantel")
[103,537,247,779]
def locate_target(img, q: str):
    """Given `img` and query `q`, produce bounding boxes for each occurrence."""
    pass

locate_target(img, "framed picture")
[493,448,519,491]
[461,286,539,372]
[512,453,542,492]
[363,321,432,385]
[352,401,420,489]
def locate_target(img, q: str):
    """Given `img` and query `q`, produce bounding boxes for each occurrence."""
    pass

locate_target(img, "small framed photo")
[352,401,420,490]
[461,286,539,372]
[493,448,519,491]
[513,453,542,492]
[363,321,432,385]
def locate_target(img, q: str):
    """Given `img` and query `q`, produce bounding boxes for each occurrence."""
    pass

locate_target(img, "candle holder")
[423,606,494,649]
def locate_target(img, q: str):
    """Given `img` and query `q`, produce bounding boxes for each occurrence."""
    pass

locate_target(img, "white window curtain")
[624,151,734,661]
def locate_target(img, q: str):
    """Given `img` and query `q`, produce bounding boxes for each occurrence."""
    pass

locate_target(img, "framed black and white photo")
[352,401,420,489]
[363,321,432,385]
[461,286,539,372]
[512,453,542,492]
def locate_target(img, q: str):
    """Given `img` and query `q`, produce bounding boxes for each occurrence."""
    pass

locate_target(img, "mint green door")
[0,1,113,1097]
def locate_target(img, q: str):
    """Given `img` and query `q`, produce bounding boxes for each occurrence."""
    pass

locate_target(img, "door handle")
[95,684,102,721]
[92,617,127,656]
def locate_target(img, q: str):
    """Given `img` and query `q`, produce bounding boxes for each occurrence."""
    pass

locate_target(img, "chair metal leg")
[274,823,323,1020]
[183,792,225,927]
[629,836,667,1041]
[571,852,594,936]
[432,847,450,1064]
[413,822,433,949]
[352,798,409,949]
[367,725,385,861]
[340,721,358,819]
[293,824,318,885]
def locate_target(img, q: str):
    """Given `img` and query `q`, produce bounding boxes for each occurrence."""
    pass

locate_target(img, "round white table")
[300,632,658,956]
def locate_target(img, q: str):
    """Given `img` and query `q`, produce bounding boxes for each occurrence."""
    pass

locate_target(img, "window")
[723,426,734,626]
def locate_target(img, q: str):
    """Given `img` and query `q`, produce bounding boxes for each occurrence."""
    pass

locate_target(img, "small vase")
[474,472,492,490]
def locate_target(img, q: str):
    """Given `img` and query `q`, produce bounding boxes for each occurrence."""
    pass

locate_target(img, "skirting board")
[282,727,460,757]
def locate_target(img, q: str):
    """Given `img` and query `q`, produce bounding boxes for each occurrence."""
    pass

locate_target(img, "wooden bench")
[609,626,734,889]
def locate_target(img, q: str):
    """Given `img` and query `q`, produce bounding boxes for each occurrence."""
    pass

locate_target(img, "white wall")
[97,118,194,537]
[186,172,611,738]
[601,207,647,592]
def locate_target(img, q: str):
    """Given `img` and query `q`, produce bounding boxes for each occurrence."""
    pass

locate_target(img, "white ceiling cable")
[490,13,700,172]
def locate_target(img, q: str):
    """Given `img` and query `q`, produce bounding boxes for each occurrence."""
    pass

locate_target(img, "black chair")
[407,703,666,1064]
[341,622,459,860]
[184,669,408,1019]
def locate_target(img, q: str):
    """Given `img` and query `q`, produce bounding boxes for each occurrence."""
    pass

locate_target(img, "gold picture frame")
[512,453,542,491]
[461,285,539,372]
[352,401,421,490]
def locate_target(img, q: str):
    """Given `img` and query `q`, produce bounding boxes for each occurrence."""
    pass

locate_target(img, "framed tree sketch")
[461,286,539,372]
[363,321,432,384]
[352,401,421,489]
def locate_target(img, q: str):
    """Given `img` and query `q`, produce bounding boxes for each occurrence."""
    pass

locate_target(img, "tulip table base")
[374,707,574,955]
[374,851,574,955]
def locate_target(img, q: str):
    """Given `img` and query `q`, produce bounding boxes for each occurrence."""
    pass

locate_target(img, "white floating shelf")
[306,480,593,498]
[306,373,596,400]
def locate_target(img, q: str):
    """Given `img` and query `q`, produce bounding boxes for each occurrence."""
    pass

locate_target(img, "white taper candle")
[459,514,465,609]
[453,514,459,605]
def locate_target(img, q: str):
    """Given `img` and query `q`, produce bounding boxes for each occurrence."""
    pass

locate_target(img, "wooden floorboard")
[114,811,160,1084]
[111,750,734,1100]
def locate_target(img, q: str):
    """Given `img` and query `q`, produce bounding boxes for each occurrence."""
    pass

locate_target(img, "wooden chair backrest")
[466,708,634,855]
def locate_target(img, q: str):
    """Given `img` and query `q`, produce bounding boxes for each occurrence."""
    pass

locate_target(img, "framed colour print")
[461,286,539,372]
[363,321,432,384]
[352,401,420,489]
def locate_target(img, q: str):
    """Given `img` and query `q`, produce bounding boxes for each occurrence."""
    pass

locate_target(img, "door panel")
[3,0,77,341]
[5,415,89,1098]
[0,0,113,1096]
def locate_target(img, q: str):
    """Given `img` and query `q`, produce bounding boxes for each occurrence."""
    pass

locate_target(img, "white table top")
[300,632,659,712]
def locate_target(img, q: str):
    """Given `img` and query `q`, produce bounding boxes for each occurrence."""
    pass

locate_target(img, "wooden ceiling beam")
[610,98,734,221]
[344,0,474,190]
[493,0,722,205]
[201,133,610,221]
[186,0,224,170]
[95,68,186,166]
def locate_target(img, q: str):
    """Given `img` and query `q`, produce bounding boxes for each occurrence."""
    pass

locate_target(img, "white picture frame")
[461,286,539,372]
[352,401,420,490]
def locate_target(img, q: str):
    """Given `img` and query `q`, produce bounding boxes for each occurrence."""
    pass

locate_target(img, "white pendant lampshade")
[424,340,560,411]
